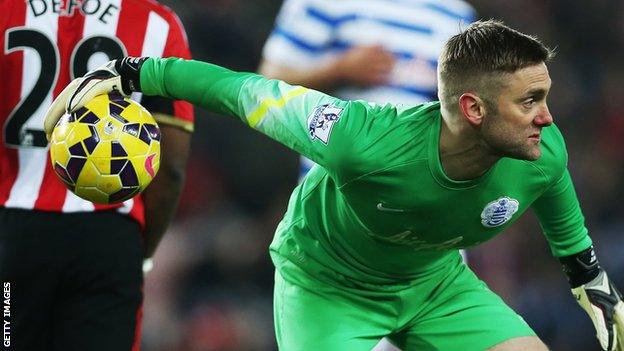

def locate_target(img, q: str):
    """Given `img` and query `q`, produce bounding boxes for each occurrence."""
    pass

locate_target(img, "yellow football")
[49,93,161,204]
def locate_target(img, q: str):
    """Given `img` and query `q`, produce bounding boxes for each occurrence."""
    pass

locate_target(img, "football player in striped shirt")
[0,1,193,350]
[44,21,624,351]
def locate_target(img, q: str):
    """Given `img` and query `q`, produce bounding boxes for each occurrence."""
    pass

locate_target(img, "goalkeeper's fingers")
[613,301,624,351]
[45,76,124,140]
[44,78,81,140]
[66,76,124,113]
[573,283,616,351]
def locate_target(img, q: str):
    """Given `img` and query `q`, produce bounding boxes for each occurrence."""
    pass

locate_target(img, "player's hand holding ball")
[44,57,147,137]
[46,57,159,204]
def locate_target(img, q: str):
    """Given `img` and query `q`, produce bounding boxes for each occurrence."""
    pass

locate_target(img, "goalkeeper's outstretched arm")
[45,57,388,186]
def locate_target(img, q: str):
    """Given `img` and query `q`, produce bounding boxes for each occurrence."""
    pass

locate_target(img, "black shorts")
[0,208,144,351]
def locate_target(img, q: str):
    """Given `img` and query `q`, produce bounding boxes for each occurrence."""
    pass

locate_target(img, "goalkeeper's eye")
[522,98,536,109]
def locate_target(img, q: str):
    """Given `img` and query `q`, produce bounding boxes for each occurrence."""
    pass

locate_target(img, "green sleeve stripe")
[246,86,308,128]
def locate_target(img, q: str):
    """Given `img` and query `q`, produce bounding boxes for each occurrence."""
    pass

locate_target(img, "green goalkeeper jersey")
[141,58,592,284]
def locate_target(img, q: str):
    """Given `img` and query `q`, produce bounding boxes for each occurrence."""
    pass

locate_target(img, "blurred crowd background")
[142,1,624,350]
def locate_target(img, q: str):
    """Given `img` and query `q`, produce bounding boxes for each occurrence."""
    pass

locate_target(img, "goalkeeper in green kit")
[45,21,624,350]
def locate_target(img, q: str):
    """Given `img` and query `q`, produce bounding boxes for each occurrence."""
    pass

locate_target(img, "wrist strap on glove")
[116,57,148,93]
[559,246,601,288]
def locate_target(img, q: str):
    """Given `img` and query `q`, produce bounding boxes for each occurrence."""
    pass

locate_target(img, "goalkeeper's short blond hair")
[438,20,555,114]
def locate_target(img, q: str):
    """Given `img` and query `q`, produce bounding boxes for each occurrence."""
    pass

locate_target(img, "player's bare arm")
[141,121,191,258]
[259,45,395,92]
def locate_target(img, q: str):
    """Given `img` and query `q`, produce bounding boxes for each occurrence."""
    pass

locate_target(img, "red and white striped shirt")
[0,0,194,226]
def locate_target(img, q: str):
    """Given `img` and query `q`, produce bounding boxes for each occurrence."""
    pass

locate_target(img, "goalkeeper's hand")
[44,56,147,139]
[573,270,624,351]
[561,246,624,350]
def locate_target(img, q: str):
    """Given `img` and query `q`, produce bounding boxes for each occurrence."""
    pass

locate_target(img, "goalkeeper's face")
[481,63,553,161]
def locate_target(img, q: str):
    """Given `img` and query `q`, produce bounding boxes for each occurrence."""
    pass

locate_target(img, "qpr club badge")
[307,104,343,144]
[481,197,519,228]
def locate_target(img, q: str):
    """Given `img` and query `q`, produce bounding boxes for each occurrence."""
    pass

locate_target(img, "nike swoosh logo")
[376,203,406,213]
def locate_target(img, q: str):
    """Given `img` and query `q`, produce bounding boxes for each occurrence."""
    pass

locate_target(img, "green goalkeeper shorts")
[273,255,536,351]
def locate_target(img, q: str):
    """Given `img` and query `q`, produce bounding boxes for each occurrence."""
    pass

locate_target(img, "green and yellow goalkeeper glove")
[44,57,147,139]
[561,246,624,351]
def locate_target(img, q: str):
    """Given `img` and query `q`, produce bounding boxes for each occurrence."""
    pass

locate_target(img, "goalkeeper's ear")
[559,246,601,288]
